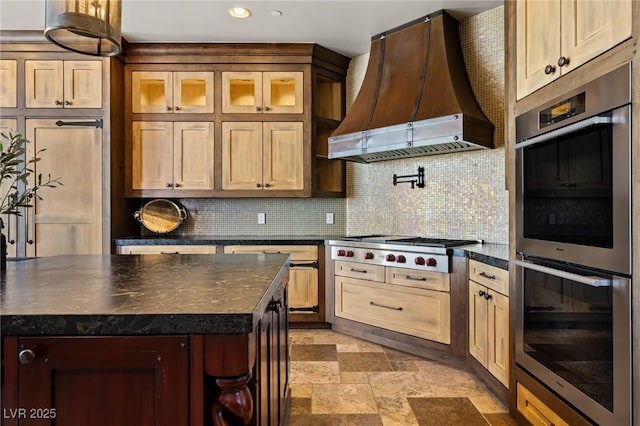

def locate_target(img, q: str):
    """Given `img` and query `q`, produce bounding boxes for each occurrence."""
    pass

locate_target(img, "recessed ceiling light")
[229,7,251,19]
[270,10,283,17]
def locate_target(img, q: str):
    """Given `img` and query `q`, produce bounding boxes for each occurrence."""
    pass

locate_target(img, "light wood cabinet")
[132,121,214,190]
[25,119,103,257]
[0,59,17,108]
[221,121,303,191]
[25,60,102,108]
[224,245,320,320]
[335,275,451,344]
[468,260,509,387]
[516,0,632,99]
[517,383,570,426]
[131,71,214,114]
[0,119,18,258]
[222,71,303,114]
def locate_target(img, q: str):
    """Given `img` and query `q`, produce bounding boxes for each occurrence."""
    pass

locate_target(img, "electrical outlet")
[326,213,334,224]
[258,212,266,224]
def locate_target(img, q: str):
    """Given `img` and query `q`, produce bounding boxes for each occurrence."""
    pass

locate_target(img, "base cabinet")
[2,336,189,426]
[517,383,569,426]
[468,260,509,387]
[255,281,289,426]
[224,245,322,323]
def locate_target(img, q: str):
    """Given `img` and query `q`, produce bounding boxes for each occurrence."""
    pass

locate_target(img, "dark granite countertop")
[452,243,509,270]
[114,234,345,246]
[113,235,510,269]
[1,254,290,336]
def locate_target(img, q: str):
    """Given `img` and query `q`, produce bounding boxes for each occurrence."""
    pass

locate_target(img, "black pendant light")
[44,0,122,57]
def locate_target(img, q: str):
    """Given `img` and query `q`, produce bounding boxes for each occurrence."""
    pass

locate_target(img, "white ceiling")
[0,0,502,57]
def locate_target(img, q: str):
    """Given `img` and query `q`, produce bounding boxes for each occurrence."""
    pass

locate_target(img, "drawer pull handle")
[160,251,180,254]
[405,275,427,281]
[290,261,318,269]
[370,301,403,311]
[350,268,367,273]
[479,271,496,280]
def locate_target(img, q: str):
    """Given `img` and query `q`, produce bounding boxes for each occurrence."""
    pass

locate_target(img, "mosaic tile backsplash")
[164,6,507,243]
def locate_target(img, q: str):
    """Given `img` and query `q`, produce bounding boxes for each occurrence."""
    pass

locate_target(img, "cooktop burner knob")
[426,257,437,267]
[364,252,374,260]
[385,254,396,262]
[346,250,355,257]
[337,249,346,257]
[414,256,425,265]
[396,255,406,263]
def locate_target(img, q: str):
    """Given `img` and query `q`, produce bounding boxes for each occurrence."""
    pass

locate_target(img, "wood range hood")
[328,10,494,163]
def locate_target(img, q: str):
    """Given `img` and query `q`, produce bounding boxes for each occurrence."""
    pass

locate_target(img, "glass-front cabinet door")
[222,71,303,114]
[132,71,213,114]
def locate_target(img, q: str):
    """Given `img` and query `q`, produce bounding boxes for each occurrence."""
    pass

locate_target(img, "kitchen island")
[1,254,290,426]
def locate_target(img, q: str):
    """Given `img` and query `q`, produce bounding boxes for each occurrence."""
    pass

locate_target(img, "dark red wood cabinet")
[1,336,189,426]
[254,285,289,426]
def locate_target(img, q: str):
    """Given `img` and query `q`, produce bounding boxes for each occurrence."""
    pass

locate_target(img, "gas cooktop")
[339,235,479,248]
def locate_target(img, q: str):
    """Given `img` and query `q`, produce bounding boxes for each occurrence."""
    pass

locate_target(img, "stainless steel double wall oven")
[514,64,632,426]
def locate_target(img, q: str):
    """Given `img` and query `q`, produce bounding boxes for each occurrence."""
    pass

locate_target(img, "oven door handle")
[514,116,612,150]
[513,260,611,287]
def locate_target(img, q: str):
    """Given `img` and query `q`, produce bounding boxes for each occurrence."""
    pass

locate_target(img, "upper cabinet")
[221,121,303,191]
[132,71,214,114]
[0,60,17,108]
[222,71,303,114]
[123,44,348,198]
[25,60,102,108]
[516,0,632,99]
[132,121,214,191]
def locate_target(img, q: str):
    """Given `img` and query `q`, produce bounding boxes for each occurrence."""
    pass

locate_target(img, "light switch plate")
[326,213,334,224]
[258,212,266,224]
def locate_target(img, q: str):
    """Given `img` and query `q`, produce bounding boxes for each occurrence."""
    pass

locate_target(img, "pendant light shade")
[44,0,122,57]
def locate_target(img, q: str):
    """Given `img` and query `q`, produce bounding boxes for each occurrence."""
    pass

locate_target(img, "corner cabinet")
[124,44,349,198]
[516,0,632,99]
[224,245,324,323]
[468,259,509,388]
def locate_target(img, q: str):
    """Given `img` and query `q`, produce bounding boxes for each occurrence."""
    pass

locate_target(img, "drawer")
[517,383,570,426]
[117,245,217,254]
[224,245,317,261]
[335,276,450,343]
[386,267,450,291]
[334,260,385,282]
[469,259,508,296]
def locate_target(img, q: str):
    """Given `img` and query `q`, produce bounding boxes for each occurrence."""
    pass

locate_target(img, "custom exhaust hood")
[328,10,494,163]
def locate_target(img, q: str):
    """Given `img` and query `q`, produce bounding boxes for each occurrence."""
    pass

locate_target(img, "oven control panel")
[330,246,449,273]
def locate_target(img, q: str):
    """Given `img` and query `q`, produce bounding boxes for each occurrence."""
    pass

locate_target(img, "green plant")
[0,130,62,216]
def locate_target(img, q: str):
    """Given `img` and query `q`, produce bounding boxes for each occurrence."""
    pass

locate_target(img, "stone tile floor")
[287,328,518,425]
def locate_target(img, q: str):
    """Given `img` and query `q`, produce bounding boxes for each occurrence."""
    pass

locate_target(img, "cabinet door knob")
[166,183,174,188]
[544,64,556,75]
[264,183,271,188]
[484,293,493,301]
[55,100,62,105]
[18,349,36,365]
[174,183,182,188]
[174,106,181,111]
[557,56,569,67]
[64,100,71,106]
[478,290,486,297]
[166,106,172,111]
[256,183,262,188]
[264,106,270,111]
[255,106,262,112]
